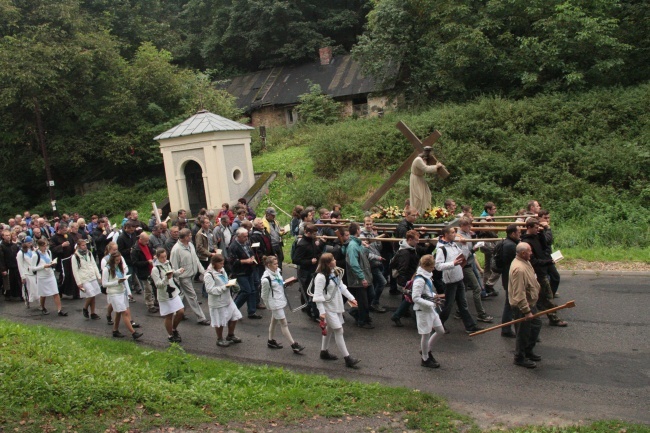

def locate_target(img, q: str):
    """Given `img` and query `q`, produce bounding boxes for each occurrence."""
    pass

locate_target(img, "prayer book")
[282,224,290,233]
[226,279,238,287]
[551,250,564,263]
[251,242,260,248]
[51,258,58,265]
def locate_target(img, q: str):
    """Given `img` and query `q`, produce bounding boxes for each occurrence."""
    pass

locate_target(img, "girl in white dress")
[71,239,102,319]
[100,242,135,326]
[150,248,185,343]
[16,236,39,307]
[261,255,305,353]
[313,253,360,368]
[30,238,67,316]
[204,254,242,347]
[102,253,143,340]
[412,254,445,369]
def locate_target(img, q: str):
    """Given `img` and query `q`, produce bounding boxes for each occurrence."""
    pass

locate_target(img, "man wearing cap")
[262,207,286,270]
[410,146,443,215]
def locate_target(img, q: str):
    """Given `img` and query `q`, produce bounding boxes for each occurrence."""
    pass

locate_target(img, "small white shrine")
[154,110,255,216]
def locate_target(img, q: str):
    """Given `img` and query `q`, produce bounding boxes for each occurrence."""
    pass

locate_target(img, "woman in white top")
[71,238,102,319]
[204,254,243,347]
[412,254,445,369]
[100,242,135,327]
[30,238,67,316]
[260,255,305,353]
[16,236,39,307]
[102,253,143,340]
[313,253,360,369]
[150,248,185,343]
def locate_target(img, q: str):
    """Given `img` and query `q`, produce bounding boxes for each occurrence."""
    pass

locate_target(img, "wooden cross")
[362,121,448,210]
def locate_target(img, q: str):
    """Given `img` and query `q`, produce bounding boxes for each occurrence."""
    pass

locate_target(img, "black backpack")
[490,240,505,273]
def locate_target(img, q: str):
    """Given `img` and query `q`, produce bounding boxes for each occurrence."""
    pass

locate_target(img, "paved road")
[1,270,648,428]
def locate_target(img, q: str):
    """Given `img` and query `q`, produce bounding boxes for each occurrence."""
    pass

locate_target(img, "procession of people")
[0,198,568,370]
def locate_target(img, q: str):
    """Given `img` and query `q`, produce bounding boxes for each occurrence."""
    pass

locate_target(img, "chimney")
[319,47,332,65]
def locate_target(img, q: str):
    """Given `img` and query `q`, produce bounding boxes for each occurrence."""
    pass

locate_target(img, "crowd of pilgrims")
[0,197,565,369]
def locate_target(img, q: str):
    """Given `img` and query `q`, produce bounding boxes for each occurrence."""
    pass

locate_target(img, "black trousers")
[349,286,369,325]
[513,306,542,358]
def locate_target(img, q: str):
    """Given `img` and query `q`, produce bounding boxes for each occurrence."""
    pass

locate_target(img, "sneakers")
[172,330,182,342]
[226,334,242,344]
[267,339,283,349]
[112,330,125,338]
[197,319,211,326]
[465,325,485,334]
[370,304,387,313]
[477,314,494,323]
[57,310,68,317]
[290,342,305,353]
[344,355,360,369]
[132,332,143,340]
[90,313,101,320]
[41,307,50,315]
[391,317,404,327]
[320,350,338,361]
[131,321,141,328]
[217,339,231,347]
[248,314,263,320]
[106,315,114,325]
[525,352,542,362]
[514,357,537,368]
[82,308,89,318]
[421,356,440,369]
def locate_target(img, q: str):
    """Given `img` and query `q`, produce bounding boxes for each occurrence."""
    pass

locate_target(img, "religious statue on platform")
[409,146,444,215]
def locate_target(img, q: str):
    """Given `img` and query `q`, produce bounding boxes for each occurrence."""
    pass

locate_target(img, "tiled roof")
[154,110,253,140]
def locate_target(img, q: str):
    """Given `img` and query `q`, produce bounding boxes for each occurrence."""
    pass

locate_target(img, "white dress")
[71,252,102,298]
[261,268,288,320]
[17,249,39,303]
[205,267,242,327]
[313,272,355,330]
[30,250,59,297]
[412,267,443,334]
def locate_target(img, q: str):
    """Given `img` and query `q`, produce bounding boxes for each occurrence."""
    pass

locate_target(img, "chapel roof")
[154,110,253,141]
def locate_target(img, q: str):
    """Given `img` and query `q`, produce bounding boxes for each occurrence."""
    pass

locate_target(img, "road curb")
[559,270,650,277]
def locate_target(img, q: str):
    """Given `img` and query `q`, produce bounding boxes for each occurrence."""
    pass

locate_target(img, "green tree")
[295,83,342,125]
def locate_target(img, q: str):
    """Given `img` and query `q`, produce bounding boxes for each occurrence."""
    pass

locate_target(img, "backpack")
[402,275,430,304]
[490,240,505,274]
[290,237,300,264]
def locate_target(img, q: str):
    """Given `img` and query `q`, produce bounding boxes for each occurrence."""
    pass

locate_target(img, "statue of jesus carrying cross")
[410,146,444,215]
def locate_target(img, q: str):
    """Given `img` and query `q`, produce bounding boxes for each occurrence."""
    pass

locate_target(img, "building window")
[232,167,243,184]
[286,107,299,126]
[352,96,368,117]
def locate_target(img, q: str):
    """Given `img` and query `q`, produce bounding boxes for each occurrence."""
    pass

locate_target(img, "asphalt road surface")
[1,269,648,428]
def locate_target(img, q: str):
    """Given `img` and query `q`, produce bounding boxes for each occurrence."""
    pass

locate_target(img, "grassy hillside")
[252,84,650,260]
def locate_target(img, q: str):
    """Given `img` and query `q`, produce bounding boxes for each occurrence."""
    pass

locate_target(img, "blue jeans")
[234,273,257,316]
[370,265,386,306]
[439,280,476,330]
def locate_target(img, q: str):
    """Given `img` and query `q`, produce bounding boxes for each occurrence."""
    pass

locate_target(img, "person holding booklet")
[102,252,143,340]
[71,238,102,319]
[31,238,67,316]
[16,236,39,307]
[204,254,242,347]
[150,248,185,343]
[260,255,305,353]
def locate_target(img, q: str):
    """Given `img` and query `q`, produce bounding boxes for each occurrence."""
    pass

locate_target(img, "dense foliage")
[295,83,343,125]
[353,0,649,103]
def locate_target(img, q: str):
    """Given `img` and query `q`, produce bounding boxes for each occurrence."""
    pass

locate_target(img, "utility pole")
[33,98,59,218]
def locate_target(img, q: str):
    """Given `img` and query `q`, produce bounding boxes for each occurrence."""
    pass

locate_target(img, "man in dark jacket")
[0,230,21,301]
[500,224,520,337]
[346,222,374,329]
[91,218,110,260]
[131,232,158,313]
[117,222,141,294]
[293,223,324,319]
[389,230,421,327]
[228,227,261,319]
[50,222,79,298]
[521,219,568,327]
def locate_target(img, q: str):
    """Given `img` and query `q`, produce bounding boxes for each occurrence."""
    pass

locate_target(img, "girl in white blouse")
[313,253,360,369]
[412,254,445,368]
[204,254,242,347]
[261,255,305,353]
[30,238,66,316]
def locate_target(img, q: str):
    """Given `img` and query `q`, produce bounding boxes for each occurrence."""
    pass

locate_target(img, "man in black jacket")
[389,230,421,327]
[117,222,141,294]
[92,218,110,260]
[293,223,324,319]
[500,224,520,337]
[0,230,21,301]
[229,228,261,319]
[521,219,568,327]
[131,233,158,313]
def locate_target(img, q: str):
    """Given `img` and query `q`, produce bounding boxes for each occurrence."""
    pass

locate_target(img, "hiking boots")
[421,356,440,369]
[525,351,542,362]
[514,357,537,368]
[267,339,283,349]
[344,356,360,369]
[320,350,338,361]
[291,342,305,353]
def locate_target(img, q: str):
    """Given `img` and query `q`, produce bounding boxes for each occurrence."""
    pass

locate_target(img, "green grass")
[1,319,648,433]
[561,247,650,263]
[0,319,468,433]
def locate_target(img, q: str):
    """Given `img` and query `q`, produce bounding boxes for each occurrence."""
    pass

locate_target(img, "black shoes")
[357,322,374,329]
[465,325,484,334]
[82,308,89,318]
[132,331,143,340]
[501,331,516,338]
[248,314,263,320]
[57,310,68,316]
[320,350,338,361]
[106,315,113,325]
[391,317,404,327]
[197,319,211,326]
[90,313,101,320]
[131,321,140,328]
[169,330,181,343]
[421,355,440,369]
[267,339,283,349]
[226,334,242,344]
[514,357,537,368]
[41,307,50,315]
[291,342,305,353]
[525,351,542,361]
[112,330,125,338]
[344,355,360,369]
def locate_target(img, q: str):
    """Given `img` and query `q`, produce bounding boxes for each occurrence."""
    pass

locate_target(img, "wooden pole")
[319,236,502,243]
[469,301,576,337]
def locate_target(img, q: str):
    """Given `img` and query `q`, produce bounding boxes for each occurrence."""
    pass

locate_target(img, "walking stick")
[469,300,576,337]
